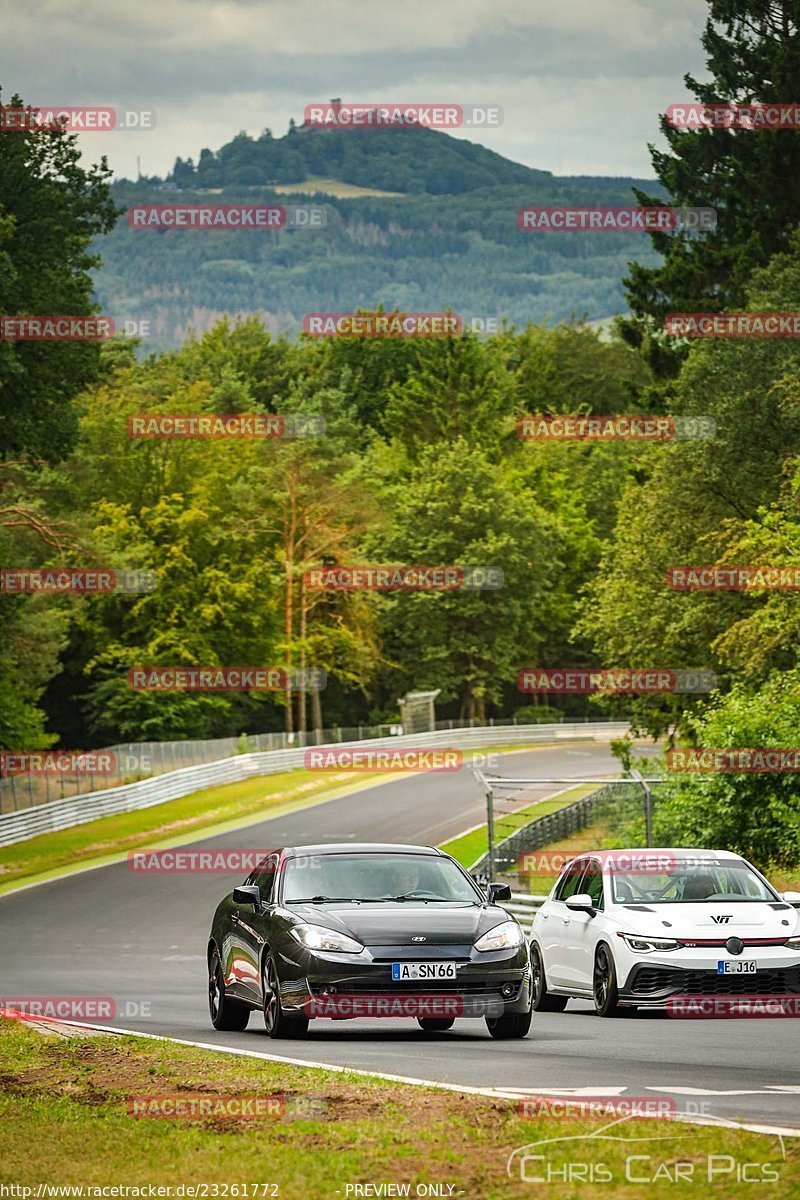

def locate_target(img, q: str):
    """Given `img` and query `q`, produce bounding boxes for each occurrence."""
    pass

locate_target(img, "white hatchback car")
[530,848,800,1016]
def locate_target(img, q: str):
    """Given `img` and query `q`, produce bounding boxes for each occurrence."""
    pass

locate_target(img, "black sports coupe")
[207,842,532,1039]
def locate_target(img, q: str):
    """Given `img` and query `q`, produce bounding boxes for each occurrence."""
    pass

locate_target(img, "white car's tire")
[593,944,623,1018]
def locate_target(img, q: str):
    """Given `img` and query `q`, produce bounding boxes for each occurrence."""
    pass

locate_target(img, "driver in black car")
[390,861,420,897]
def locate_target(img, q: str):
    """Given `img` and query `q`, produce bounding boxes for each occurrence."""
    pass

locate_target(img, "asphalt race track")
[1,741,798,1131]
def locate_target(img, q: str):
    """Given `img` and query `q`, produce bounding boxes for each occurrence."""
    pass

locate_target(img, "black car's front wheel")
[262,953,309,1039]
[208,948,250,1031]
[485,1009,532,1039]
[417,1017,455,1032]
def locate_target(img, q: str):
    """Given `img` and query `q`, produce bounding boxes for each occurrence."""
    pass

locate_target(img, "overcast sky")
[2,0,709,180]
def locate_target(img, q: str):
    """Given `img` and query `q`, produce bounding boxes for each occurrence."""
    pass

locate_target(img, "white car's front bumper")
[616,943,800,1009]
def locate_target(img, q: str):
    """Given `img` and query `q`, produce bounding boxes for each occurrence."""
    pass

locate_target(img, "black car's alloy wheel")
[531,943,568,1012]
[262,953,309,1039]
[208,948,250,1031]
[593,944,622,1018]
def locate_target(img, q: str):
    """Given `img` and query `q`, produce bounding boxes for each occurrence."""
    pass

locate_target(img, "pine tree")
[622,1,800,370]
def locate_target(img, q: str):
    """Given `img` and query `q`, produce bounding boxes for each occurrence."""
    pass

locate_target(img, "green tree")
[0,90,119,461]
[623,2,800,368]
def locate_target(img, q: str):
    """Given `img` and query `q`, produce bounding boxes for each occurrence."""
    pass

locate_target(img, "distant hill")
[167,119,553,195]
[94,119,664,350]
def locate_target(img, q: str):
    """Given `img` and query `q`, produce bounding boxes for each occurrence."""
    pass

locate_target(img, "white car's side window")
[553,859,587,902]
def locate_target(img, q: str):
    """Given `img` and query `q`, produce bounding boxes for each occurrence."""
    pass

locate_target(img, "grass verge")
[440,784,599,870]
[0,1018,797,1198]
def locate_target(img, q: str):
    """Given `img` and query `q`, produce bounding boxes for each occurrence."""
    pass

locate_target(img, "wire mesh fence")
[0,713,610,814]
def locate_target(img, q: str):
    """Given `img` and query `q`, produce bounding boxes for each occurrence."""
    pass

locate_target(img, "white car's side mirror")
[565,892,596,914]
[781,891,800,907]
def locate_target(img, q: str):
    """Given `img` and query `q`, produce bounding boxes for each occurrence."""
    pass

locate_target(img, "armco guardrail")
[501,892,547,934]
[0,722,628,848]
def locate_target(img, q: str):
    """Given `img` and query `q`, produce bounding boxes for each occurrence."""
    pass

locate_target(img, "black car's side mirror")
[233,884,261,907]
[488,882,512,903]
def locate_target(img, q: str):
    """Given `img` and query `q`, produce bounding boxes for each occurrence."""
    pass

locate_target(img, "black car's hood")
[282,901,509,946]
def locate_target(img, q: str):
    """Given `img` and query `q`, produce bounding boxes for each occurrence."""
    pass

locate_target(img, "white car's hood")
[616,901,798,939]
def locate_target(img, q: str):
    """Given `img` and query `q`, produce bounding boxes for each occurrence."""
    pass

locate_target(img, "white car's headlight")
[474,921,524,952]
[785,936,800,950]
[290,924,364,953]
[618,933,681,953]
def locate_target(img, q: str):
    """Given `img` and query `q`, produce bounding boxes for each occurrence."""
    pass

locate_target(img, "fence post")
[631,769,652,848]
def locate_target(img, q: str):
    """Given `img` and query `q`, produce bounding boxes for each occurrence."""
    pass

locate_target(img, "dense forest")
[94,125,664,350]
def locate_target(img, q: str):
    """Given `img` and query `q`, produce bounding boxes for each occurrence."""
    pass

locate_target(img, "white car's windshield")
[611,861,777,904]
[282,853,481,903]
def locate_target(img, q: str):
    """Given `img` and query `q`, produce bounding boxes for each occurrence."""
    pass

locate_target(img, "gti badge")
[411,936,427,942]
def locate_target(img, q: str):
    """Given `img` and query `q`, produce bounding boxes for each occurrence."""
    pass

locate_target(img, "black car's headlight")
[474,921,524,952]
[290,924,365,953]
[617,933,681,952]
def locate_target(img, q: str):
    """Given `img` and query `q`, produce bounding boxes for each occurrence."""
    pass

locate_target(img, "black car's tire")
[593,944,622,1018]
[531,943,569,1012]
[417,1017,455,1032]
[208,948,250,1031]
[262,953,309,1039]
[485,1008,532,1039]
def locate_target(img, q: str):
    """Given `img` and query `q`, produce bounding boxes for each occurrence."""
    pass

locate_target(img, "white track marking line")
[11,1016,800,1136]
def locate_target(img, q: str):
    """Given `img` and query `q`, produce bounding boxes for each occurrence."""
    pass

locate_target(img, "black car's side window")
[256,863,277,904]
[554,860,587,901]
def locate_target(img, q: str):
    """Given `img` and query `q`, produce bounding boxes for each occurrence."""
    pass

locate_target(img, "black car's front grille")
[630,966,800,996]
[308,979,512,996]
[369,947,475,960]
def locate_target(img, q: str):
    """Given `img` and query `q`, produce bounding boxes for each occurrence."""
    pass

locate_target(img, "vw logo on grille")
[411,936,427,942]
[726,936,745,956]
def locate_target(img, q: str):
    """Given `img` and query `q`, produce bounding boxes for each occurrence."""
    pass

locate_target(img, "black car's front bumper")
[277,942,532,1018]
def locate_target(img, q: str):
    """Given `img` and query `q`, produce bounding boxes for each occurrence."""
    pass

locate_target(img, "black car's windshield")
[611,861,776,904]
[282,853,480,904]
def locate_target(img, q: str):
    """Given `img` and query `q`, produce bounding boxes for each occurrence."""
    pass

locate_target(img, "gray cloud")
[2,0,709,179]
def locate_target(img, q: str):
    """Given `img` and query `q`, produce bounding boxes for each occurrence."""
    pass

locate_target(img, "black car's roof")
[283,843,443,858]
